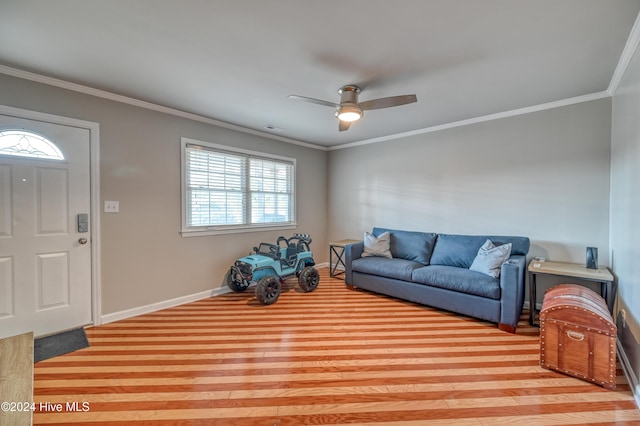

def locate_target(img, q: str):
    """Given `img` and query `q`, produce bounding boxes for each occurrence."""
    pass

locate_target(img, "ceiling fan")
[288,85,417,132]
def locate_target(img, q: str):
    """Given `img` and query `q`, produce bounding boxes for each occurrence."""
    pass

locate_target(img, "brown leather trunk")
[540,284,617,389]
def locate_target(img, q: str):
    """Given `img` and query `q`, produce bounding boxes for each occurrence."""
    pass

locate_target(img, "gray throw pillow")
[362,231,392,259]
[469,239,512,278]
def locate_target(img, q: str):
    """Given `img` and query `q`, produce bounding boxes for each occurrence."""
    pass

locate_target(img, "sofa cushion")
[352,257,424,282]
[362,231,392,259]
[412,265,501,300]
[373,227,437,265]
[469,239,512,278]
[430,234,529,268]
[429,234,483,268]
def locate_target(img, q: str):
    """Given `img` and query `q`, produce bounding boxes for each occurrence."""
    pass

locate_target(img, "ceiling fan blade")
[288,95,338,108]
[338,120,352,132]
[359,94,417,111]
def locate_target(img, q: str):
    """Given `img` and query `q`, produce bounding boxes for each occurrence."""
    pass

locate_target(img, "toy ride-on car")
[226,233,319,305]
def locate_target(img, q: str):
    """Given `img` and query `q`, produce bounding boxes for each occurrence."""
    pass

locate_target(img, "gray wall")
[0,70,625,336]
[0,73,328,316]
[611,39,640,388]
[328,99,612,269]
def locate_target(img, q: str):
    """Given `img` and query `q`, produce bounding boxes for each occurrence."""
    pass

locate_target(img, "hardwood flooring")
[33,269,640,425]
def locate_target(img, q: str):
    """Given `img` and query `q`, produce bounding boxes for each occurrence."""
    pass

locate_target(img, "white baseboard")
[101,287,232,324]
[617,339,640,409]
[100,264,330,325]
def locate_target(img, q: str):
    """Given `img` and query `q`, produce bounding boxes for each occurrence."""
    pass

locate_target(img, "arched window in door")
[0,129,65,160]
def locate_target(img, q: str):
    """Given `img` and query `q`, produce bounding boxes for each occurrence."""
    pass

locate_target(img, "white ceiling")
[1,0,639,148]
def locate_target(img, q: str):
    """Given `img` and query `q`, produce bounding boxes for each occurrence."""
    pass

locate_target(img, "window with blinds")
[181,138,295,234]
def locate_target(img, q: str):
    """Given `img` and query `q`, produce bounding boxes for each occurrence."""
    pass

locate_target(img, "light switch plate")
[104,201,119,213]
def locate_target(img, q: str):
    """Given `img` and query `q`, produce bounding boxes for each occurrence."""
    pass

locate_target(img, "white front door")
[0,115,92,338]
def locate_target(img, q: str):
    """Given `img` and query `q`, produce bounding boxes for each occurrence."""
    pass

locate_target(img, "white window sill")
[181,223,297,237]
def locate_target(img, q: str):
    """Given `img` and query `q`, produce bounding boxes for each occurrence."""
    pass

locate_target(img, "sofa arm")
[499,254,527,329]
[344,242,364,285]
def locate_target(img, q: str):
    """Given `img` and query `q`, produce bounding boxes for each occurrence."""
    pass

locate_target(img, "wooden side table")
[329,239,361,279]
[528,260,614,326]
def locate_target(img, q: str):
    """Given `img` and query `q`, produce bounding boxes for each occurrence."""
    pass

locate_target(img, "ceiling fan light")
[337,111,361,122]
[336,105,362,122]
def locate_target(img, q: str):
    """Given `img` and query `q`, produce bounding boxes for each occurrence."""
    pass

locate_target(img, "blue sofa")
[344,227,530,332]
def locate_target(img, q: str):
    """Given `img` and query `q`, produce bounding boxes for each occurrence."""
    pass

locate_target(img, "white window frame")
[180,137,297,236]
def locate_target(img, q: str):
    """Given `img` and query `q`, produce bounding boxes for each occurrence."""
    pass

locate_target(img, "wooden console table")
[0,332,34,426]
[528,260,614,326]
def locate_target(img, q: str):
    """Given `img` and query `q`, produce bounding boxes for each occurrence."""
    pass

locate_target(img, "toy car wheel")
[255,276,281,305]
[298,266,320,292]
[226,269,250,292]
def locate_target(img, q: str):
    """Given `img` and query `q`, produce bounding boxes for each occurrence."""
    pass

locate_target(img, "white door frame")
[0,104,102,327]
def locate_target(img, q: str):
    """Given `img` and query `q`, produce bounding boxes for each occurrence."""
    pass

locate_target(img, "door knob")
[78,237,88,245]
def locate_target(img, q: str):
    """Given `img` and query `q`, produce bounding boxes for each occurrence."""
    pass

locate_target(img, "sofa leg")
[346,284,359,291]
[498,323,516,333]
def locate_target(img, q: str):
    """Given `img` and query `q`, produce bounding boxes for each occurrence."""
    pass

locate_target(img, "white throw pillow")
[469,239,512,278]
[362,231,392,259]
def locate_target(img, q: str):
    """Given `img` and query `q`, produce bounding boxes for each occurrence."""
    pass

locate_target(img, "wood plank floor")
[33,268,640,425]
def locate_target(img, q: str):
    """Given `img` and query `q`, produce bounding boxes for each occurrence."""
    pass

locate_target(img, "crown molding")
[608,11,640,95]
[0,64,617,152]
[328,91,611,151]
[0,64,326,151]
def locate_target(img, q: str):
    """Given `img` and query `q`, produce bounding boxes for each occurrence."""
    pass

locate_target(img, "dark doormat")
[34,327,90,363]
